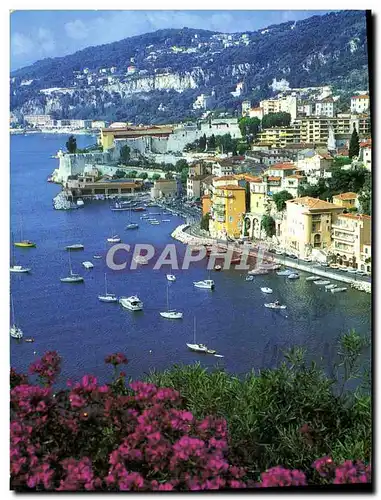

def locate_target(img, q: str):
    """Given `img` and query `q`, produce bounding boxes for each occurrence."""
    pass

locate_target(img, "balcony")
[216,215,226,223]
[332,222,354,232]
[214,192,234,199]
[333,233,355,244]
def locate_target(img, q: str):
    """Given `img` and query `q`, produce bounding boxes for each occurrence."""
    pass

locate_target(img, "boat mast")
[11,233,15,266]
[166,284,169,311]
[68,250,73,275]
[11,294,15,325]
[104,273,108,295]
[193,316,196,344]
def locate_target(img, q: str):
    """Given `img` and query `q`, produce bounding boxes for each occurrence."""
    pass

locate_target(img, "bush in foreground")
[10,334,371,491]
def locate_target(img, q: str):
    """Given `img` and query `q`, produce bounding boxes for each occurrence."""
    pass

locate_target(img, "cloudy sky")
[10,10,330,70]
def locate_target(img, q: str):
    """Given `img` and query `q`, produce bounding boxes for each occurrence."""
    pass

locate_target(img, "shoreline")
[171,223,372,294]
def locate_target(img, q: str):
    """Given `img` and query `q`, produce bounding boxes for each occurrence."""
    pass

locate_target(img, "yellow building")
[283,197,343,259]
[209,184,246,239]
[100,125,174,150]
[332,192,358,209]
[257,126,300,148]
[331,213,371,272]
[201,194,212,215]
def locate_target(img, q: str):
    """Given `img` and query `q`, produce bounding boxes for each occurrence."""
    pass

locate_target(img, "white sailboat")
[160,284,183,319]
[10,234,31,273]
[107,233,121,243]
[10,295,23,339]
[98,273,118,302]
[167,274,176,282]
[186,317,216,354]
[126,205,139,230]
[60,251,84,283]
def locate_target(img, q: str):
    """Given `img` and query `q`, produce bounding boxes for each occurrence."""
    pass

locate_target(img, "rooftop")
[360,139,372,148]
[288,196,343,211]
[213,175,237,182]
[215,185,245,191]
[338,213,371,221]
[267,163,296,170]
[351,95,369,100]
[333,192,358,200]
[267,176,281,182]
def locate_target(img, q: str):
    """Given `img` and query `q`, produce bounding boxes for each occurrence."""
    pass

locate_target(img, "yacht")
[186,317,216,355]
[93,255,102,259]
[193,279,215,290]
[126,223,139,230]
[98,273,118,303]
[10,295,23,339]
[107,235,121,243]
[167,274,176,282]
[82,261,94,269]
[248,268,269,276]
[276,269,292,276]
[331,287,347,293]
[313,280,330,286]
[264,301,287,310]
[325,284,337,290]
[160,284,183,319]
[66,244,84,251]
[60,252,84,283]
[10,236,31,273]
[261,287,273,294]
[76,199,85,207]
[287,273,300,280]
[119,296,143,311]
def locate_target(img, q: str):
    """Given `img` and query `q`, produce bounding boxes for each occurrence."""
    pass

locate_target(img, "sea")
[10,133,372,385]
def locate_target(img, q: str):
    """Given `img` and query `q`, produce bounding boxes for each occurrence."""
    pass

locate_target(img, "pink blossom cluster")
[105,353,128,366]
[10,352,372,491]
[29,351,61,386]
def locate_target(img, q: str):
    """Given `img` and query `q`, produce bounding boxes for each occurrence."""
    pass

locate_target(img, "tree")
[238,117,260,142]
[200,213,210,232]
[140,172,148,180]
[199,134,207,151]
[66,135,77,154]
[208,134,216,149]
[175,159,188,172]
[349,124,360,158]
[273,190,293,211]
[358,174,371,215]
[261,112,291,129]
[165,172,174,179]
[119,145,131,164]
[180,167,189,184]
[151,174,161,181]
[261,215,276,237]
[245,182,251,212]
[113,169,126,179]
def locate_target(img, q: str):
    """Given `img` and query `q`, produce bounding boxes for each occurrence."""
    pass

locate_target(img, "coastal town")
[23,83,371,285]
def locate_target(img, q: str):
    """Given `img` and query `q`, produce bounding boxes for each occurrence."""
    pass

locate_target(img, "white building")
[24,114,53,127]
[359,139,372,171]
[193,94,213,110]
[315,97,335,118]
[351,95,370,114]
[241,100,251,116]
[212,162,235,177]
[260,96,297,123]
[231,82,244,98]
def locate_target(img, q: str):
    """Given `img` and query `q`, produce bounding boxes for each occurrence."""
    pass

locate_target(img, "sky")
[10,10,331,71]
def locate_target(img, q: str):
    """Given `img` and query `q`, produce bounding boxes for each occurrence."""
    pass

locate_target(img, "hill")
[10,11,369,124]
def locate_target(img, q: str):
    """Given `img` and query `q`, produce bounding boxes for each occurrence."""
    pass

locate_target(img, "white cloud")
[37,28,56,53]
[11,32,35,55]
[65,19,89,40]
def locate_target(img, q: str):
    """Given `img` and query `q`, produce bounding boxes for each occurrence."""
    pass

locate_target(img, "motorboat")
[134,255,148,265]
[132,207,146,212]
[276,269,292,276]
[325,284,337,290]
[246,275,254,281]
[248,268,269,275]
[214,265,222,271]
[275,249,284,255]
[93,255,102,259]
[167,274,176,282]
[82,261,94,269]
[66,244,84,251]
[329,264,340,269]
[162,219,171,222]
[76,199,84,207]
[126,223,139,230]
[287,273,300,280]
[98,273,118,302]
[10,295,23,339]
[314,280,330,286]
[107,235,121,243]
[347,268,358,274]
[24,338,35,343]
[160,284,183,319]
[331,287,347,293]
[60,251,84,283]
[119,296,143,311]
[10,265,31,273]
[186,317,216,355]
[306,276,318,281]
[261,287,273,294]
[193,279,215,290]
[264,301,287,310]
[150,221,160,225]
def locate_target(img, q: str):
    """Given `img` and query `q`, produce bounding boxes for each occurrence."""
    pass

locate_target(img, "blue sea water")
[10,134,371,384]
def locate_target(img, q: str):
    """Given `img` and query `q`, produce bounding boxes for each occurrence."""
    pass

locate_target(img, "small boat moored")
[287,273,300,280]
[306,275,318,281]
[246,275,254,281]
[82,261,94,269]
[193,279,215,290]
[167,274,176,282]
[126,223,139,230]
[119,295,143,311]
[107,235,121,243]
[264,301,287,310]
[325,284,337,290]
[66,244,84,251]
[331,287,348,293]
[14,240,36,248]
[261,287,273,294]
[98,273,118,302]
[214,265,222,271]
[313,280,330,286]
[276,269,292,276]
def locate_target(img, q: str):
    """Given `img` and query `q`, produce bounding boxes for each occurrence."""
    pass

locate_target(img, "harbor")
[10,134,371,384]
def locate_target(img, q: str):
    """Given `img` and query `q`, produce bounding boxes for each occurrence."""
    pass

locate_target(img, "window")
[256,202,259,208]
[229,216,233,222]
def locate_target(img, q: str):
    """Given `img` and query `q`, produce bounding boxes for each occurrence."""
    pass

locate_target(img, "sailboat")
[60,251,84,283]
[10,234,31,273]
[107,231,121,243]
[160,284,183,319]
[10,295,23,339]
[186,317,216,354]
[98,273,118,303]
[14,218,36,248]
[126,205,139,230]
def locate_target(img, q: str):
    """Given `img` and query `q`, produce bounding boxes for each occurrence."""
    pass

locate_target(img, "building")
[231,82,244,97]
[188,162,209,177]
[186,175,207,200]
[297,101,314,117]
[201,194,212,215]
[296,150,333,185]
[241,100,251,116]
[193,94,213,110]
[350,95,370,114]
[331,213,371,271]
[283,197,344,259]
[100,125,174,150]
[248,107,264,120]
[315,97,335,118]
[260,96,297,122]
[332,192,358,209]
[359,139,372,170]
[257,126,300,148]
[92,120,107,129]
[24,114,53,127]
[65,176,143,198]
[212,161,235,177]
[150,179,178,199]
[209,184,246,239]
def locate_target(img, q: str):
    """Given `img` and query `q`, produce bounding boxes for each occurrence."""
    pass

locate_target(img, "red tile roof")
[268,163,296,170]
[360,139,372,148]
[351,95,369,99]
[333,192,358,200]
[339,213,371,221]
[267,176,281,182]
